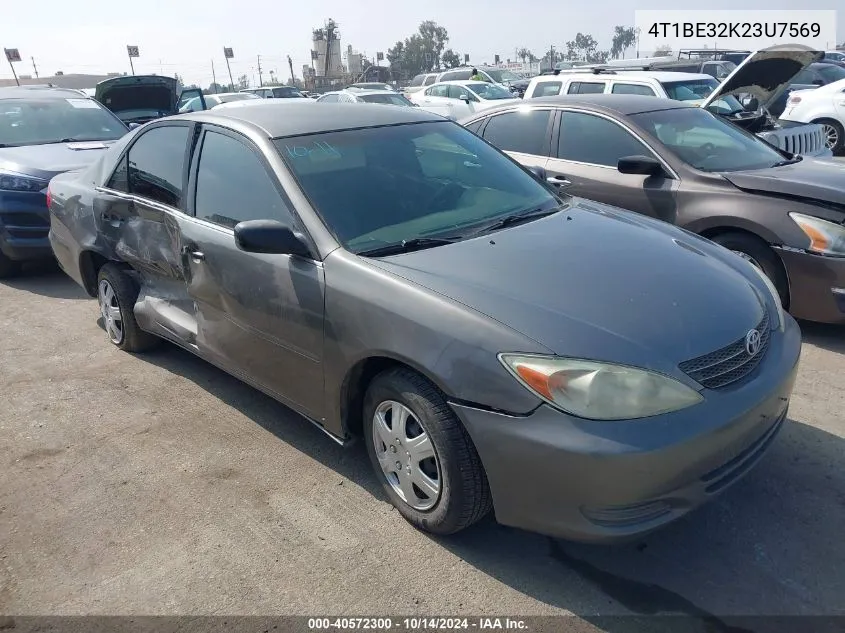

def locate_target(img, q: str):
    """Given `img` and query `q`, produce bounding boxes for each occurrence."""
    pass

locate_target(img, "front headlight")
[498,354,703,421]
[789,212,845,257]
[0,169,48,192]
[745,260,784,331]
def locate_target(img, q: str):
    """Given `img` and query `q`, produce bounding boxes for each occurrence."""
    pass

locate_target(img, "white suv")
[524,70,717,101]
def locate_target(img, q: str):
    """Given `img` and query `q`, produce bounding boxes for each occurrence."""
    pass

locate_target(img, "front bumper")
[774,247,845,325]
[450,315,802,543]
[0,191,53,262]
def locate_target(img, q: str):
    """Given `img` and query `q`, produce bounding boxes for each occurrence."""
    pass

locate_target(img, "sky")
[2,1,843,88]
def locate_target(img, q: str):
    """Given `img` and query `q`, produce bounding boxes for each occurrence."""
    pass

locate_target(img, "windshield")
[276,121,558,254]
[816,64,845,83]
[0,98,127,147]
[359,93,414,106]
[486,69,520,83]
[661,78,721,101]
[273,87,305,97]
[467,83,514,100]
[714,61,736,79]
[631,107,786,172]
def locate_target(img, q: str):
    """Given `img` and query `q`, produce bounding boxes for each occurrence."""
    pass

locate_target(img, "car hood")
[366,200,767,374]
[721,159,845,209]
[701,44,824,111]
[0,141,117,182]
[94,75,179,121]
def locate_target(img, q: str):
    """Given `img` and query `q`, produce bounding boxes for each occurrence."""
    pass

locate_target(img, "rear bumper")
[774,246,845,325]
[0,192,53,262]
[450,316,801,543]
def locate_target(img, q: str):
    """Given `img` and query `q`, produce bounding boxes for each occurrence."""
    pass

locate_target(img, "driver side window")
[557,112,650,167]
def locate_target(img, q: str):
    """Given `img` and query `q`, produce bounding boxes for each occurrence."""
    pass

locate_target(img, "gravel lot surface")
[0,260,843,629]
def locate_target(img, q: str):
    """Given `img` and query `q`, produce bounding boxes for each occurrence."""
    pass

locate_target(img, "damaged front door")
[98,122,199,344]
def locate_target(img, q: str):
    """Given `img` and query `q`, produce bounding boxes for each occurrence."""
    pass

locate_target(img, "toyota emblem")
[745,329,762,357]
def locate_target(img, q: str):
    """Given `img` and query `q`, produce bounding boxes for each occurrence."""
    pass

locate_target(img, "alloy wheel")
[371,400,441,511]
[98,279,124,344]
[822,124,839,150]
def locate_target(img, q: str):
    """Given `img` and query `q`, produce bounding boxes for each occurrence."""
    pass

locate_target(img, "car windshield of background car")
[631,107,787,172]
[0,98,127,147]
[469,83,514,100]
[276,121,558,253]
[486,69,520,83]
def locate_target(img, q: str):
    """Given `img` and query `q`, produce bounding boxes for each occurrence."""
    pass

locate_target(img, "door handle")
[182,246,205,262]
[547,175,572,187]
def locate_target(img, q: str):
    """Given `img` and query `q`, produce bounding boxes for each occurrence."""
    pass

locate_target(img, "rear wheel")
[363,367,492,535]
[815,118,844,155]
[710,232,789,307]
[96,263,160,352]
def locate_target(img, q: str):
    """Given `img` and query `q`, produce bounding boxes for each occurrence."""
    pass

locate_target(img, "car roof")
[184,101,444,137]
[0,85,92,100]
[532,71,712,82]
[494,93,696,116]
[346,89,403,97]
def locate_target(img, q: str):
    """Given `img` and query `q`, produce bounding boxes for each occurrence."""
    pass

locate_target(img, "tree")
[237,74,249,90]
[587,50,610,64]
[205,82,225,94]
[441,49,461,69]
[566,33,599,62]
[385,21,450,77]
[654,46,673,56]
[611,26,637,59]
[516,47,534,64]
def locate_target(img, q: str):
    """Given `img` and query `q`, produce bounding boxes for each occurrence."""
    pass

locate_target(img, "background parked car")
[824,51,845,63]
[316,89,416,106]
[436,66,530,97]
[767,62,845,118]
[0,85,128,277]
[409,80,520,119]
[94,75,180,126]
[524,45,831,158]
[402,72,439,97]
[177,91,260,112]
[462,94,845,325]
[347,83,395,91]
[780,77,845,154]
[240,86,307,99]
[47,102,799,543]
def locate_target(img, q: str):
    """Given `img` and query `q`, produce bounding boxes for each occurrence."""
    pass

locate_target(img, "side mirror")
[459,94,471,103]
[128,122,141,130]
[525,165,547,182]
[234,219,312,257]
[617,155,666,177]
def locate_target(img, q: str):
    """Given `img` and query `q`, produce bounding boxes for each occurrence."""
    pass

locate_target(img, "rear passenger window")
[557,112,649,167]
[423,75,437,86]
[464,120,484,135]
[409,75,425,87]
[195,130,294,229]
[482,110,551,156]
[567,82,606,95]
[530,81,562,98]
[125,125,190,208]
[611,83,656,96]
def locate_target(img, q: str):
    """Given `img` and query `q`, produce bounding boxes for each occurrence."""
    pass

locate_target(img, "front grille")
[679,312,771,389]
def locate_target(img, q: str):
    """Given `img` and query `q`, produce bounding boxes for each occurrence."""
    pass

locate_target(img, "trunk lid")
[94,75,179,124]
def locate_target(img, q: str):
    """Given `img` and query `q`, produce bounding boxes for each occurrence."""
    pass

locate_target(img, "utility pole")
[211,59,218,93]
[257,55,263,87]
[287,54,294,84]
[31,56,38,78]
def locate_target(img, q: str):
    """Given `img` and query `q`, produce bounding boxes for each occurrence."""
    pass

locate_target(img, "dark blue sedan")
[0,85,128,277]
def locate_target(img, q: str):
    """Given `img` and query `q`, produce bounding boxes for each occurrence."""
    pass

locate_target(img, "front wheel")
[711,232,789,307]
[363,367,492,535]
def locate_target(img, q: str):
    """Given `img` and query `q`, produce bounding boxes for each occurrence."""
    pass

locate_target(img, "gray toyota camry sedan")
[47,103,801,543]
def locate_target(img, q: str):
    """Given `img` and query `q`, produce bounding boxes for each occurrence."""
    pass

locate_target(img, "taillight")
[788,95,802,104]
[45,186,52,209]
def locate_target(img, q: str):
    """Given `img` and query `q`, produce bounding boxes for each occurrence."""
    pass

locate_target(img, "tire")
[711,232,789,307]
[814,118,844,155]
[0,251,21,279]
[96,263,160,352]
[363,367,492,535]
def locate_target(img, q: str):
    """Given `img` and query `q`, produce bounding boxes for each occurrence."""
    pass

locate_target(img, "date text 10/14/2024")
[308,617,528,630]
